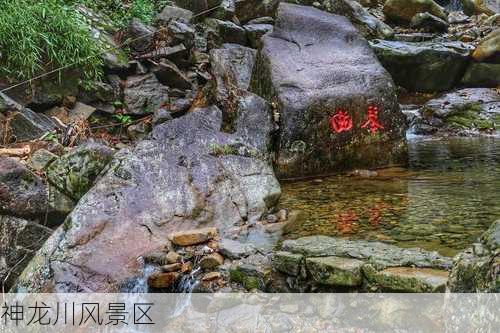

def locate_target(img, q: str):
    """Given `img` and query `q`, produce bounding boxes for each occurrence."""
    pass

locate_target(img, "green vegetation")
[0,0,103,81]
[0,0,165,82]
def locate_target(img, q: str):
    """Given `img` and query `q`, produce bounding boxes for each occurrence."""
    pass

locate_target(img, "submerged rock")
[253,3,407,178]
[14,106,280,292]
[370,40,472,92]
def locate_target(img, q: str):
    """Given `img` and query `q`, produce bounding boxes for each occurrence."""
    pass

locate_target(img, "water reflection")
[280,137,500,257]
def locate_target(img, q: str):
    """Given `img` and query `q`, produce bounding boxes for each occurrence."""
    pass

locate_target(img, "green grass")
[0,0,166,82]
[0,0,103,81]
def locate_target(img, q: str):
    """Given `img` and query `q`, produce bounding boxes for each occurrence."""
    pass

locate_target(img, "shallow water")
[280,137,500,257]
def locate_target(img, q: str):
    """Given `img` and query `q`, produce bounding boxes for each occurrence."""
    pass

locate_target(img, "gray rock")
[211,0,236,20]
[46,141,115,200]
[206,19,248,46]
[127,18,155,52]
[153,60,192,90]
[124,74,169,115]
[68,102,96,122]
[282,235,453,269]
[0,216,52,291]
[152,108,173,125]
[102,34,130,75]
[157,5,193,23]
[210,43,257,99]
[411,12,449,32]
[370,39,473,92]
[254,3,407,178]
[462,62,500,87]
[174,0,223,13]
[320,0,395,39]
[0,157,48,218]
[28,149,57,171]
[393,32,437,42]
[235,0,280,23]
[166,19,196,50]
[9,108,59,142]
[219,238,256,259]
[244,24,273,48]
[14,106,280,292]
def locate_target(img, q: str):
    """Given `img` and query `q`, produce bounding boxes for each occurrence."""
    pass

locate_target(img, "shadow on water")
[280,137,500,257]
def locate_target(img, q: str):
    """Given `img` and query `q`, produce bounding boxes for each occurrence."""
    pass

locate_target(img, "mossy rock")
[46,141,114,200]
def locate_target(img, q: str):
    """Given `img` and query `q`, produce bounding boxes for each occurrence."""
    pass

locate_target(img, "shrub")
[0,0,103,81]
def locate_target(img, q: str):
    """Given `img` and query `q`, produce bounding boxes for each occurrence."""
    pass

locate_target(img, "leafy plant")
[113,114,133,126]
[0,0,103,81]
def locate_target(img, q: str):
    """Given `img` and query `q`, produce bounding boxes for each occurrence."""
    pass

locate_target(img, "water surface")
[280,137,500,257]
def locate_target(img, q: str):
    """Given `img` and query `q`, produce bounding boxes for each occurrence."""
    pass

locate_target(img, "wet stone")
[218,238,255,259]
[166,251,182,264]
[306,256,364,287]
[363,266,449,292]
[161,263,182,272]
[147,272,180,289]
[199,252,224,270]
[272,251,304,277]
[170,227,218,246]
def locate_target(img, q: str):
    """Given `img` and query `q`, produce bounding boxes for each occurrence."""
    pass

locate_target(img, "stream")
[280,136,500,257]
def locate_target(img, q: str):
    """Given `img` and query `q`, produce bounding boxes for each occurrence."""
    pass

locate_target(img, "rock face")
[449,220,499,292]
[14,106,280,292]
[0,216,52,291]
[46,141,115,201]
[383,0,448,24]
[370,40,472,92]
[272,235,452,291]
[253,3,407,178]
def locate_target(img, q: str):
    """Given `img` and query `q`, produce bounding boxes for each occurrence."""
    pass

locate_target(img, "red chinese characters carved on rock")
[329,108,353,133]
[361,105,384,135]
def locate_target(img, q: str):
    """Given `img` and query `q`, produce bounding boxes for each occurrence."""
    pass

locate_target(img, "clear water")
[280,137,500,257]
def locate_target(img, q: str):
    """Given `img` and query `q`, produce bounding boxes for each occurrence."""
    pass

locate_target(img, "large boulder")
[0,216,52,291]
[383,0,448,24]
[14,106,280,292]
[253,3,407,178]
[370,40,473,92]
[449,220,499,292]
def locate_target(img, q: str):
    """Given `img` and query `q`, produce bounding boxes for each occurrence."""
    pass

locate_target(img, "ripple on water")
[280,137,500,257]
